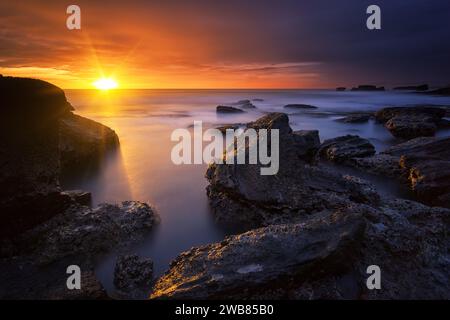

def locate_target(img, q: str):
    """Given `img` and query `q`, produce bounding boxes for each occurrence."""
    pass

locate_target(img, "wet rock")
[284,104,318,109]
[60,113,119,171]
[216,105,245,113]
[335,113,373,123]
[351,85,385,91]
[61,190,92,206]
[346,154,404,178]
[150,207,367,299]
[6,201,160,264]
[206,113,379,228]
[114,254,154,298]
[317,135,376,163]
[233,100,256,109]
[375,106,446,139]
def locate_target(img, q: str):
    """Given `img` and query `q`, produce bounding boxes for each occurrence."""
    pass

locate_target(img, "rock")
[317,135,376,163]
[375,106,446,139]
[61,190,92,206]
[346,154,405,178]
[114,254,154,298]
[284,104,318,109]
[150,207,367,299]
[216,105,245,113]
[152,198,450,299]
[336,87,346,91]
[206,113,379,228]
[233,100,256,109]
[426,87,450,96]
[60,113,119,171]
[351,85,385,91]
[215,123,246,134]
[4,201,160,264]
[0,77,74,239]
[394,84,428,91]
[335,113,372,123]
[252,98,264,102]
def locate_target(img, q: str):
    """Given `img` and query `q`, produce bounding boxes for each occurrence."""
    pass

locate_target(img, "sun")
[93,78,119,90]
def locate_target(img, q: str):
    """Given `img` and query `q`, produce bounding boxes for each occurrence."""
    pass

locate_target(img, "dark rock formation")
[336,87,346,91]
[335,113,373,123]
[426,87,450,96]
[232,99,256,109]
[61,190,92,206]
[375,106,446,139]
[114,254,154,299]
[151,198,450,299]
[60,113,119,171]
[351,85,385,91]
[0,76,120,239]
[394,84,428,91]
[283,104,318,109]
[216,105,245,113]
[206,113,379,228]
[317,135,376,163]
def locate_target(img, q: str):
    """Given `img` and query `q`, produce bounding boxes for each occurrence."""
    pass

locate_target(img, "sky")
[0,0,449,89]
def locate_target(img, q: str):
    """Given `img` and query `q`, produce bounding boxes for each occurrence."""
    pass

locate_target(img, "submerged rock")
[284,104,318,109]
[216,105,245,113]
[317,135,376,163]
[114,254,154,299]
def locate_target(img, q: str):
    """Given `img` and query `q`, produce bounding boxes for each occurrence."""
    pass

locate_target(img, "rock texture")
[375,106,446,139]
[206,113,378,228]
[114,255,154,299]
[151,198,450,299]
[317,135,376,163]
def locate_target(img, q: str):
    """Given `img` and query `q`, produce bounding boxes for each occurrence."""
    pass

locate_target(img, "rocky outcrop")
[60,113,119,171]
[114,255,154,299]
[317,135,376,163]
[375,106,446,139]
[0,76,120,239]
[232,99,256,109]
[284,104,318,109]
[351,85,385,91]
[394,84,428,91]
[426,87,450,96]
[206,113,379,228]
[216,105,245,113]
[336,87,346,91]
[151,198,450,299]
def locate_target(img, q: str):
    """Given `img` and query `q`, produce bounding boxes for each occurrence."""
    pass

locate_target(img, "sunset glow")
[93,78,118,90]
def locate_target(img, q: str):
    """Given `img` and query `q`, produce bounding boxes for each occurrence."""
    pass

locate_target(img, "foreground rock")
[317,135,375,163]
[114,255,154,299]
[206,113,379,228]
[216,105,245,113]
[152,199,449,299]
[0,201,159,299]
[375,106,446,139]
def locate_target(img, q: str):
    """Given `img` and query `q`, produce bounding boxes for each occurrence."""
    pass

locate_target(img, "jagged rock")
[114,255,154,298]
[317,135,376,163]
[60,113,119,171]
[335,113,372,123]
[284,104,318,109]
[61,190,92,206]
[206,113,379,228]
[4,201,160,264]
[346,154,405,178]
[151,198,450,299]
[150,207,367,299]
[375,106,446,139]
[216,105,245,113]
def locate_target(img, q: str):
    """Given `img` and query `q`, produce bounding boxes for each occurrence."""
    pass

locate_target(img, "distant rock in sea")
[393,84,428,91]
[216,105,245,113]
[336,87,346,91]
[283,104,318,109]
[426,86,450,96]
[351,85,385,91]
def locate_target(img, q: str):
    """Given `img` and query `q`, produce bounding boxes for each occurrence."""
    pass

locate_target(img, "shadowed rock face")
[0,77,119,239]
[205,113,379,229]
[317,135,376,163]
